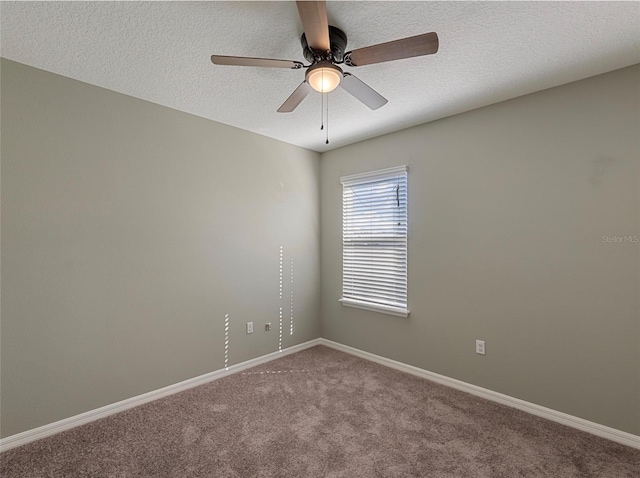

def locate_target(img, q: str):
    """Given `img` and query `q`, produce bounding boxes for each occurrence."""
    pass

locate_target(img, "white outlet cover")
[246,322,253,334]
[476,340,486,355]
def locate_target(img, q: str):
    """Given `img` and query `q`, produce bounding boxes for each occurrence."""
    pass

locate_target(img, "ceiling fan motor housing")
[301,25,348,63]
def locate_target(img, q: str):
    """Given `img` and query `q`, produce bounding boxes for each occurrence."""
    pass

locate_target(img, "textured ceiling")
[2,1,639,152]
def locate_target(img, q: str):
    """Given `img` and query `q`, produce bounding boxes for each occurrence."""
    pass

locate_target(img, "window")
[340,166,409,317]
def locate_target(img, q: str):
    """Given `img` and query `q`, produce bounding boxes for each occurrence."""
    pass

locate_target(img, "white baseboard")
[0,338,322,452]
[3,337,638,452]
[318,338,640,450]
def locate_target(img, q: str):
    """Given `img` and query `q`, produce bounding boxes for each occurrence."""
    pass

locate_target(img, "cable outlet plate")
[265,323,272,331]
[476,340,486,355]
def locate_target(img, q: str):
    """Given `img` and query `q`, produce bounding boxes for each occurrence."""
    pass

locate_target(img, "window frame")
[339,165,409,318]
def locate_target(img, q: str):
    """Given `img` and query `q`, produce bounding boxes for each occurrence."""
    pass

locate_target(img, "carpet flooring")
[1,345,638,477]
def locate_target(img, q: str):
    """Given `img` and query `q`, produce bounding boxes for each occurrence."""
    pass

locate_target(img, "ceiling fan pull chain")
[321,89,324,130]
[321,68,325,130]
[325,92,330,145]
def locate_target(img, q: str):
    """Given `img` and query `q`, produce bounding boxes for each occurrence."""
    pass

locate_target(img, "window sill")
[339,298,410,318]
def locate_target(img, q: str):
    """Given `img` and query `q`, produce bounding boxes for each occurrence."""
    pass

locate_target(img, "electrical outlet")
[246,322,253,334]
[265,323,272,331]
[476,340,486,355]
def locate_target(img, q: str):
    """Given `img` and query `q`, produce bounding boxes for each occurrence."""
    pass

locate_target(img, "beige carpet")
[1,345,638,477]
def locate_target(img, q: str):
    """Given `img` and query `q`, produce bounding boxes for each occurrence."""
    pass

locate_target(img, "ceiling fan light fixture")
[306,62,343,93]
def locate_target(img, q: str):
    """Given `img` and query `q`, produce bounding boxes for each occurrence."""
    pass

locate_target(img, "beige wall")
[320,65,640,435]
[2,59,638,440]
[1,59,321,438]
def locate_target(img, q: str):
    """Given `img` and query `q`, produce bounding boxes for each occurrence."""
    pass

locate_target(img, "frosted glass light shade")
[306,63,342,93]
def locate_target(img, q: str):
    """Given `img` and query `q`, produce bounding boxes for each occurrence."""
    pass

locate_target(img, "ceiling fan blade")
[345,32,439,67]
[211,55,303,69]
[277,81,312,113]
[339,73,388,110]
[296,1,330,51]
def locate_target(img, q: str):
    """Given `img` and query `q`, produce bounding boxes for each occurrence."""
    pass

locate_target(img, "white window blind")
[340,166,409,317]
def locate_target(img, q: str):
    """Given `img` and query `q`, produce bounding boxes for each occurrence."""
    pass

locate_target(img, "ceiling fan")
[211,1,439,113]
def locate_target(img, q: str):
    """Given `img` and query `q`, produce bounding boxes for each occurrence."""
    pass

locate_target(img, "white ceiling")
[2,1,639,152]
